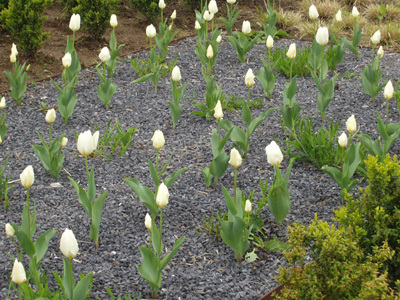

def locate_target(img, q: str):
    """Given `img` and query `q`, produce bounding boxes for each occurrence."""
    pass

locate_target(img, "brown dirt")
[0,0,281,94]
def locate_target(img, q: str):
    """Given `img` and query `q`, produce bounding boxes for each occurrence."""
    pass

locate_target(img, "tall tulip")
[62,52,72,69]
[60,228,79,259]
[370,30,381,45]
[346,115,357,133]
[335,10,342,22]
[214,100,223,120]
[110,14,118,28]
[20,165,34,189]
[209,0,218,14]
[156,182,170,209]
[309,4,319,20]
[5,223,15,237]
[77,130,99,158]
[316,27,329,46]
[0,97,6,109]
[69,14,81,32]
[171,66,181,82]
[45,108,56,124]
[229,148,242,201]
[99,47,111,63]
[265,141,283,167]
[152,130,165,150]
[146,24,156,39]
[242,20,251,34]
[11,260,26,285]
[352,6,359,18]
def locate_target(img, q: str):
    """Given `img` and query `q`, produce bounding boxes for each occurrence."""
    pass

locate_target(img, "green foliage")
[4,60,28,105]
[276,217,397,300]
[169,78,187,129]
[0,103,7,141]
[280,76,301,133]
[59,0,77,14]
[73,0,118,40]
[130,0,159,22]
[219,1,241,36]
[0,157,13,210]
[1,0,52,56]
[256,63,276,98]
[361,56,384,102]
[0,0,9,12]
[192,75,224,120]
[271,47,311,77]
[106,287,142,300]
[259,0,287,40]
[334,154,400,284]
[227,31,260,63]
[222,95,263,112]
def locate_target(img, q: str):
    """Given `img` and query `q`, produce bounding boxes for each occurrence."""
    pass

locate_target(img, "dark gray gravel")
[1,34,400,299]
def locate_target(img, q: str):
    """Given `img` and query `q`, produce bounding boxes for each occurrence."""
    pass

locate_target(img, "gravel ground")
[1,34,400,299]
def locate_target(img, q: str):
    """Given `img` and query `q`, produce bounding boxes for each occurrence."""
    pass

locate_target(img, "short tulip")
[171,10,176,20]
[245,200,252,213]
[146,24,156,38]
[229,148,242,168]
[60,228,79,259]
[11,260,26,285]
[245,68,255,87]
[5,223,15,237]
[352,6,359,17]
[346,115,357,133]
[214,100,223,120]
[338,132,348,148]
[377,46,384,58]
[195,20,201,30]
[61,137,68,147]
[242,20,251,34]
[77,130,99,157]
[316,27,329,46]
[227,0,236,3]
[384,80,394,101]
[0,97,5,109]
[171,66,181,82]
[110,14,118,28]
[62,52,72,69]
[370,30,381,45]
[20,165,34,189]
[216,35,222,43]
[156,182,170,208]
[335,9,342,22]
[152,130,165,150]
[206,45,214,59]
[266,35,274,49]
[145,213,152,230]
[265,141,283,167]
[10,43,18,63]
[287,43,296,60]
[45,108,56,124]
[99,47,111,63]
[69,14,81,32]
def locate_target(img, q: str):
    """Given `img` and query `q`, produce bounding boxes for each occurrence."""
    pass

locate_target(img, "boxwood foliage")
[129,0,161,23]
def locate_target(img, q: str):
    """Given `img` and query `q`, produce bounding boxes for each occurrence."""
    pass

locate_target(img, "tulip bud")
[77,130,99,157]
[370,30,381,45]
[0,136,2,144]
[206,45,214,59]
[245,200,252,213]
[11,260,26,285]
[20,165,34,189]
[12,43,18,55]
[242,20,251,34]
[0,97,5,109]
[227,0,236,3]
[209,0,218,14]
[145,213,152,230]
[45,108,56,124]
[309,4,319,20]
[286,43,296,60]
[216,35,222,43]
[266,35,274,49]
[171,66,181,82]
[195,20,201,30]
[69,14,81,32]
[214,100,223,120]
[346,114,357,133]
[316,27,329,46]
[159,0,166,9]
[60,228,79,259]
[171,10,176,20]
[61,137,68,147]
[352,6,359,17]
[335,9,342,22]
[338,132,348,148]
[152,130,165,150]
[384,80,394,101]
[5,223,15,237]
[203,10,214,21]
[146,24,156,38]
[377,46,384,58]
[245,68,255,88]
[62,52,72,69]
[229,148,242,168]
[99,47,111,62]
[10,53,16,63]
[265,141,283,167]
[156,182,170,208]
[10,43,18,63]
[110,14,118,28]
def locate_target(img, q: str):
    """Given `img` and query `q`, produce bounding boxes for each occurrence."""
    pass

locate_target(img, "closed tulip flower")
[265,141,283,167]
[335,9,342,22]
[145,213,152,230]
[316,27,329,46]
[195,20,201,30]
[377,46,384,58]
[110,14,118,28]
[62,52,72,69]
[171,66,181,82]
[69,14,81,32]
[20,165,34,189]
[11,260,26,285]
[171,10,176,20]
[209,0,218,14]
[203,10,214,21]
[245,68,255,88]
[346,114,357,133]
[60,228,79,259]
[287,43,296,60]
[266,35,274,49]
[227,0,236,3]
[309,4,319,20]
[5,223,15,237]
[156,182,170,208]
[146,24,156,38]
[61,137,68,147]
[77,130,99,157]
[384,80,394,101]
[0,97,5,109]
[206,45,214,59]
[152,130,165,150]
[242,20,251,34]
[45,108,56,124]
[352,6,359,17]
[159,0,166,9]
[229,148,242,168]
[216,35,222,43]
[338,132,348,148]
[10,43,18,63]
[370,30,381,45]
[245,199,252,213]
[99,47,111,62]
[214,100,223,120]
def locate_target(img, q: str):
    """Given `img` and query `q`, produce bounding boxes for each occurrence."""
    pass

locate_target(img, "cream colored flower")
[152,130,165,150]
[229,148,242,168]
[346,114,357,133]
[60,228,79,259]
[265,141,283,167]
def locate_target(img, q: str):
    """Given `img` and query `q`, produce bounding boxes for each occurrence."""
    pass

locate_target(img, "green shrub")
[1,0,53,56]
[181,0,201,9]
[130,0,159,23]
[334,154,400,284]
[276,217,397,300]
[59,0,77,14]
[0,0,9,13]
[73,0,119,40]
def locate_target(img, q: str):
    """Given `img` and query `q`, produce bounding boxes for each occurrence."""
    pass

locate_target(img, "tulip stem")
[217,119,221,144]
[372,44,375,60]
[148,229,152,250]
[26,188,31,239]
[290,60,293,80]
[233,167,238,208]
[85,156,89,179]
[161,9,163,25]
[156,149,159,177]
[48,123,52,144]
[72,31,75,49]
[247,86,251,103]
[159,208,163,258]
[386,99,390,133]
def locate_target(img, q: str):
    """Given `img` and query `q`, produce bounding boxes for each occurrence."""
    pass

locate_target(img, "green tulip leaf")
[160,236,184,270]
[268,185,290,224]
[72,272,93,300]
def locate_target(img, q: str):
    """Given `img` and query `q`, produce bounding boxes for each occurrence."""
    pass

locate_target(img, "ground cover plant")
[1,0,400,299]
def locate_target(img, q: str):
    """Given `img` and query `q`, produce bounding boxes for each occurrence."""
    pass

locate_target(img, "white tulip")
[0,97,5,109]
[12,43,18,55]
[245,199,252,213]
[370,30,381,45]
[5,223,15,237]
[62,52,72,69]
[20,165,34,189]
[203,10,214,21]
[309,4,319,20]
[335,9,342,22]
[286,43,296,60]
[45,108,56,124]
[266,35,274,49]
[146,24,156,38]
[338,132,348,148]
[384,80,394,101]
[77,130,99,157]
[346,114,357,133]
[195,20,201,30]
[110,14,118,28]
[145,213,152,230]
[352,6,359,18]
[60,228,79,259]
[206,45,214,59]
[171,10,176,20]
[316,27,329,46]
[242,20,251,34]
[216,35,222,43]
[99,47,111,62]
[159,0,166,9]
[152,130,165,150]
[69,14,81,32]
[214,100,223,120]
[156,182,170,208]
[227,0,236,3]
[377,46,384,58]
[171,66,181,82]
[10,43,18,63]
[209,0,218,14]
[11,260,26,285]
[229,148,242,168]
[0,136,2,144]
[245,68,255,88]
[265,141,283,167]
[61,137,68,147]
